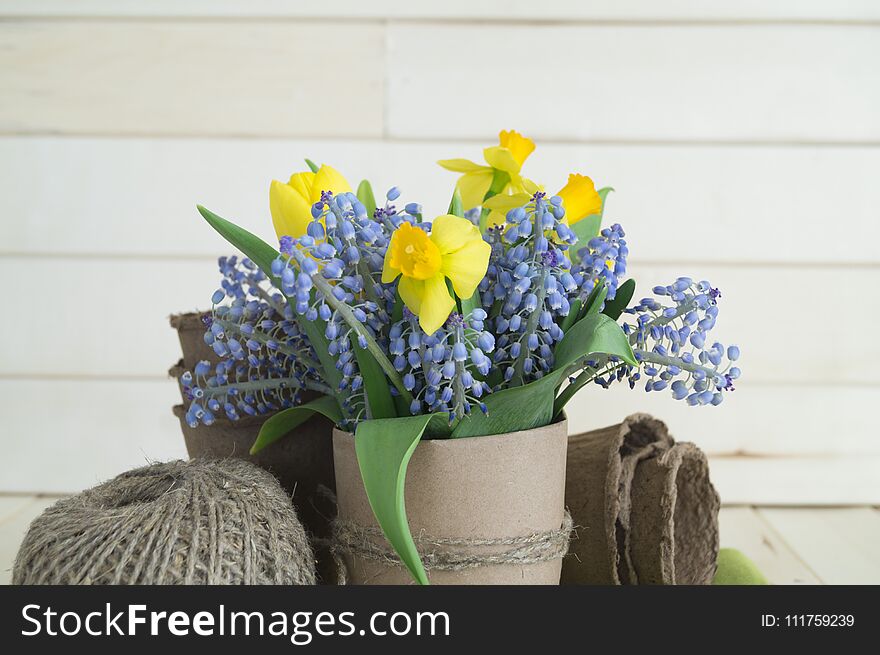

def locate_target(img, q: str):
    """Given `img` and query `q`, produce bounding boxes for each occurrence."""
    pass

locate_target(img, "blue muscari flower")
[605,277,741,406]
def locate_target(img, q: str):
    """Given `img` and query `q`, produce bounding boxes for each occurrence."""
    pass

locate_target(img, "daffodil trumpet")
[382,215,491,335]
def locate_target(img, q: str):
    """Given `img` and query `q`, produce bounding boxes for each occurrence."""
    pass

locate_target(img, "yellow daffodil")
[555,173,602,225]
[438,130,537,210]
[270,164,352,240]
[482,172,603,229]
[382,215,490,335]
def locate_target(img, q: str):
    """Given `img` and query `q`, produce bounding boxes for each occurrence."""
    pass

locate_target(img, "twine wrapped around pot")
[562,413,719,585]
[332,421,569,584]
[13,459,317,585]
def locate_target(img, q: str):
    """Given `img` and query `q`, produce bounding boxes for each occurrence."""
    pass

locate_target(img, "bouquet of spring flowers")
[182,130,740,583]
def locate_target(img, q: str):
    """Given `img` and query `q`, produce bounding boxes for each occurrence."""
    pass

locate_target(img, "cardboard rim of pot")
[169,311,210,330]
[331,413,567,446]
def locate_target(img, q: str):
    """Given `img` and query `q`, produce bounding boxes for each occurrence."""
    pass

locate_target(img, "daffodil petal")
[521,177,542,195]
[486,210,507,230]
[456,170,494,210]
[482,192,532,212]
[437,158,489,173]
[417,275,456,335]
[397,276,424,315]
[310,164,352,203]
[381,244,401,284]
[483,146,521,175]
[441,237,491,300]
[270,179,313,240]
[429,214,480,254]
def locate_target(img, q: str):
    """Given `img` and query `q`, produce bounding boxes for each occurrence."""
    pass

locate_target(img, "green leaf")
[451,371,563,439]
[447,188,463,217]
[356,179,377,218]
[305,158,319,173]
[198,205,279,276]
[354,343,397,419]
[453,311,636,439]
[197,205,341,390]
[559,298,582,333]
[460,288,480,319]
[580,282,609,319]
[569,187,613,264]
[602,278,635,321]
[250,395,342,454]
[390,287,405,324]
[355,414,445,585]
[553,312,637,372]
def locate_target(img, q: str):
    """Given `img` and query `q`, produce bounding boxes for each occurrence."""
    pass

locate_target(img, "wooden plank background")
[0,1,877,501]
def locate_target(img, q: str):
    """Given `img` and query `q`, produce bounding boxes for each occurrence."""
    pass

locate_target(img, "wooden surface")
[1,496,877,585]
[0,1,878,502]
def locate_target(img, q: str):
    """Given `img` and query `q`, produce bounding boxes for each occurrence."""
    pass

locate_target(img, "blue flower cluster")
[180,256,327,428]
[389,309,494,421]
[181,184,739,430]
[615,277,740,405]
[478,193,630,386]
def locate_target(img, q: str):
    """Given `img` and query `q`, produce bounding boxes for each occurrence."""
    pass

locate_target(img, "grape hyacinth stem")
[199,376,333,399]
[294,253,414,404]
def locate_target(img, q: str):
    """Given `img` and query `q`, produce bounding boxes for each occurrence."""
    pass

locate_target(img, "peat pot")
[562,414,719,585]
[332,418,570,585]
[172,405,336,543]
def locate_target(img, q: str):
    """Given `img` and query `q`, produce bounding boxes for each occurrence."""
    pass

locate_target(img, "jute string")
[14,459,317,585]
[326,509,573,584]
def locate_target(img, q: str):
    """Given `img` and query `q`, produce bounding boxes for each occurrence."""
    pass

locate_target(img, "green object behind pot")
[712,548,769,585]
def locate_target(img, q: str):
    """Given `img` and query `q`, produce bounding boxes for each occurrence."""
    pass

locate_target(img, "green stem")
[213,317,323,372]
[201,376,333,399]
[308,271,413,404]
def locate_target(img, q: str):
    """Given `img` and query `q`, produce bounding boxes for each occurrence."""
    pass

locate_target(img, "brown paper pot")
[169,311,217,369]
[172,404,336,543]
[332,419,570,585]
[628,442,720,585]
[561,413,674,585]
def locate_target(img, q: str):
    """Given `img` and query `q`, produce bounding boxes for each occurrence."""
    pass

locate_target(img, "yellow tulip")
[269,164,352,240]
[382,216,491,335]
[438,130,538,210]
[482,172,602,229]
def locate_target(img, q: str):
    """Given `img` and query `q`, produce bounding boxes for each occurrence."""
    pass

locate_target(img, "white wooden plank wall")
[0,2,877,501]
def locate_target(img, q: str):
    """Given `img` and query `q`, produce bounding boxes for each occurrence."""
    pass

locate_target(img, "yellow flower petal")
[397,275,424,315]
[498,129,535,167]
[429,214,480,254]
[482,192,532,212]
[483,146,521,175]
[287,171,315,200]
[521,177,542,195]
[381,245,401,284]
[416,275,456,335]
[455,169,495,210]
[310,164,352,203]
[441,236,491,299]
[557,173,602,225]
[270,179,313,240]
[437,158,489,173]
[486,210,507,229]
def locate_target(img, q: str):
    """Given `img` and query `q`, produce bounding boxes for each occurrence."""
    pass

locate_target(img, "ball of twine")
[13,459,316,585]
